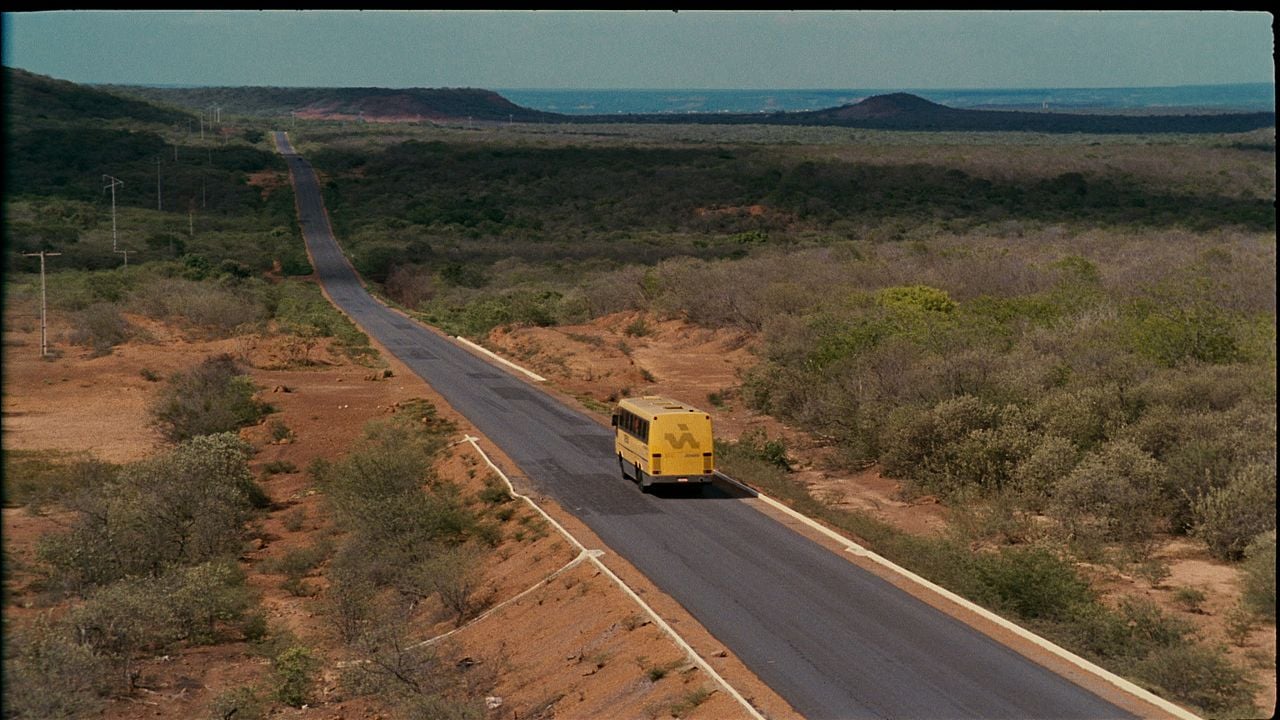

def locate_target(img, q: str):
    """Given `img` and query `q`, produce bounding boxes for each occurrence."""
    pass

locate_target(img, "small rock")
[485,697,503,710]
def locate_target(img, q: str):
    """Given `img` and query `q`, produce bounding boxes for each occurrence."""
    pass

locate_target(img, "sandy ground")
[1,294,798,720]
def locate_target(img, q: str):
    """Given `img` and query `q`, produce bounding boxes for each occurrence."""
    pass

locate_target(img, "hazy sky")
[2,10,1274,90]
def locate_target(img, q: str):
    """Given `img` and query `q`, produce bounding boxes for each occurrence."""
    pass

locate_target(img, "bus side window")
[611,413,619,427]
[640,420,649,442]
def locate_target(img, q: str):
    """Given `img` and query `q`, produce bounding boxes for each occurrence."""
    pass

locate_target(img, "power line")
[21,251,62,358]
[102,175,123,252]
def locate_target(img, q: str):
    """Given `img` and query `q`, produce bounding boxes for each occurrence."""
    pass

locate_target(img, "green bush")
[1050,440,1168,555]
[67,559,252,669]
[1192,462,1277,560]
[317,407,484,621]
[1130,643,1257,717]
[272,646,319,708]
[1010,434,1079,508]
[266,541,333,596]
[2,615,112,717]
[167,560,254,644]
[880,395,1001,492]
[149,354,269,443]
[1126,288,1244,367]
[272,280,376,362]
[1029,385,1131,451]
[1058,597,1193,663]
[875,284,957,314]
[67,575,182,686]
[411,543,486,627]
[267,419,294,442]
[736,427,791,470]
[879,397,1040,497]
[624,316,652,337]
[1239,531,1276,621]
[39,433,258,588]
[316,420,472,547]
[973,546,1094,621]
[207,686,267,720]
[1122,403,1275,534]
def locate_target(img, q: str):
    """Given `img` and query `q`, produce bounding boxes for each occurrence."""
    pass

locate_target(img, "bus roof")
[617,395,706,417]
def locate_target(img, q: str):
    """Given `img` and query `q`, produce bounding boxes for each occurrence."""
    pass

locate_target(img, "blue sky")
[2,10,1274,90]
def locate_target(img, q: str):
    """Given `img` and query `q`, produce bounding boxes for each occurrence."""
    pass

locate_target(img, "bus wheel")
[618,456,630,481]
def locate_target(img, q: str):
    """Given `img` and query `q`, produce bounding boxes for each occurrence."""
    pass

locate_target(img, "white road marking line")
[466,436,768,720]
[454,336,547,382]
[714,472,1202,720]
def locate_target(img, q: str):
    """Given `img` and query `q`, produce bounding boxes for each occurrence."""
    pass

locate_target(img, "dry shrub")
[1192,462,1277,560]
[1129,643,1257,718]
[129,277,265,335]
[38,433,259,589]
[1050,440,1168,558]
[68,301,132,356]
[2,615,112,718]
[383,263,438,310]
[149,354,269,443]
[1240,531,1276,621]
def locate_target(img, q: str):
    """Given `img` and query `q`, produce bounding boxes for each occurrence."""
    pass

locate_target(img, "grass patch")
[2,449,111,510]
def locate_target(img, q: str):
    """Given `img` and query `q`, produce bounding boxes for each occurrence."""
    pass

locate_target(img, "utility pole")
[102,175,123,252]
[22,251,61,357]
[155,157,163,211]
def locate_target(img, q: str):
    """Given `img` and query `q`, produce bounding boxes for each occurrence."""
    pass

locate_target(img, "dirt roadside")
[1,294,799,720]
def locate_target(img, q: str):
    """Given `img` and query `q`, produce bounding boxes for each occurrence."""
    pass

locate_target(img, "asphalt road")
[275,132,1135,720]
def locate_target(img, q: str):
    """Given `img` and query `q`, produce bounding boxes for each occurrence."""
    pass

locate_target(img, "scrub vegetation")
[3,68,1274,718]
[301,116,1274,718]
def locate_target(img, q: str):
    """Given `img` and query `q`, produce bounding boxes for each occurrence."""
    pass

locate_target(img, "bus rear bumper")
[641,472,715,487]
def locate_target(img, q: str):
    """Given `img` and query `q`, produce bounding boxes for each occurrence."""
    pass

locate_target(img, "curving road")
[274,132,1135,720]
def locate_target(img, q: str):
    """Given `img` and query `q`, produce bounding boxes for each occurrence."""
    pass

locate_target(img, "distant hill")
[789,93,1277,133]
[4,68,193,125]
[14,70,1276,134]
[582,92,1276,134]
[110,85,559,124]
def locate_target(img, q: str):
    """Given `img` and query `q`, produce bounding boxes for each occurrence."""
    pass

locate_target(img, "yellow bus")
[612,396,715,490]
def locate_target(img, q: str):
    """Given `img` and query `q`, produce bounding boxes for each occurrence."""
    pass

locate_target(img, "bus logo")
[665,423,700,450]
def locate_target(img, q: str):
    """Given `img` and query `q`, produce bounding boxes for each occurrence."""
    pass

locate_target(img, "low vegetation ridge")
[99,73,1276,134]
